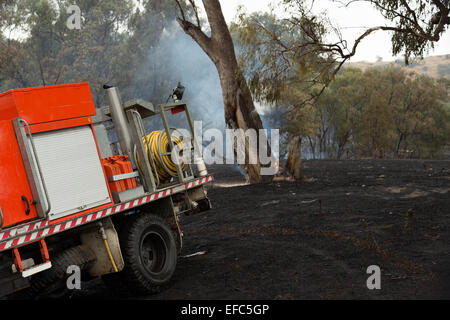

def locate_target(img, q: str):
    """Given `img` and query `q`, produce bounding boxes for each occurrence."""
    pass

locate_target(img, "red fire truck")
[0,82,212,298]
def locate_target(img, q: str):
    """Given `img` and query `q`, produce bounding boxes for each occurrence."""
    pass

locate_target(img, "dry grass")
[348,54,450,79]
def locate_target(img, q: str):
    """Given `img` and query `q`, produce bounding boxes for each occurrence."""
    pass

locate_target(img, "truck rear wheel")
[117,213,178,294]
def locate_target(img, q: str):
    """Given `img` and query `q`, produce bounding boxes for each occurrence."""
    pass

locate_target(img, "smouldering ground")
[76,160,450,299]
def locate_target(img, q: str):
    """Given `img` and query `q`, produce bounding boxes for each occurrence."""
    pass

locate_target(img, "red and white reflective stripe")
[184,176,212,189]
[0,220,48,242]
[0,176,213,252]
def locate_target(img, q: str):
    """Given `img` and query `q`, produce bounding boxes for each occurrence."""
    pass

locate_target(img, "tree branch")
[188,0,201,27]
[174,0,186,21]
[174,0,214,57]
[176,17,213,58]
[201,0,232,43]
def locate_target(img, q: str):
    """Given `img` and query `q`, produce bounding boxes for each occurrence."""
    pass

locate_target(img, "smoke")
[156,24,280,166]
[131,21,226,135]
[129,21,232,163]
[116,19,279,169]
[165,26,226,132]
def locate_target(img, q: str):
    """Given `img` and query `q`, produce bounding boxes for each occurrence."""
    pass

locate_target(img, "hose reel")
[140,130,186,181]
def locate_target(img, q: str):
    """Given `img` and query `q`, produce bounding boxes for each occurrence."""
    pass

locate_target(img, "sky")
[219,0,450,62]
[5,0,450,62]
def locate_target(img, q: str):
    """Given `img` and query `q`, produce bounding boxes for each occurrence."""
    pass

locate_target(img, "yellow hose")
[103,239,119,273]
[98,222,118,273]
[140,130,185,181]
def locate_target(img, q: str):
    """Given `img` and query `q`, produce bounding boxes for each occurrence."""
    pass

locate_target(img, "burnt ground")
[76,160,450,300]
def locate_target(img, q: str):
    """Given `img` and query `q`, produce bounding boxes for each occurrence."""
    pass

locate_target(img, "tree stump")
[286,136,302,180]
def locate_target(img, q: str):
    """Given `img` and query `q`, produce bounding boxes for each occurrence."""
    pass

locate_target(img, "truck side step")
[21,262,52,278]
[11,239,52,278]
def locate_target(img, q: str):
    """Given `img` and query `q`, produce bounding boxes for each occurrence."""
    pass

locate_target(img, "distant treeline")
[262,67,450,160]
[302,67,450,159]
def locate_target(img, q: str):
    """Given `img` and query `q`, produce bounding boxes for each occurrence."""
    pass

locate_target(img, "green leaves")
[231,0,449,159]
[343,0,449,63]
[316,66,450,158]
[232,9,333,105]
[0,0,184,106]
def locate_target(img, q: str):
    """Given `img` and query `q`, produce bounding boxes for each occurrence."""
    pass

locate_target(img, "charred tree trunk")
[176,0,273,184]
[286,136,302,180]
[396,133,405,158]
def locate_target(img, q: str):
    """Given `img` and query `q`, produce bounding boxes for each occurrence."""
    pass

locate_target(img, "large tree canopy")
[233,0,450,105]
[338,0,450,61]
[232,1,450,160]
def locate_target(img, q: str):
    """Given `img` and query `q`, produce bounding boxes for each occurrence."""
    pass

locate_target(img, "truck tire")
[118,213,178,294]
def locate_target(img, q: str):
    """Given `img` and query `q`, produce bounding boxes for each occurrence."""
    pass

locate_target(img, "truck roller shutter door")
[31,125,111,220]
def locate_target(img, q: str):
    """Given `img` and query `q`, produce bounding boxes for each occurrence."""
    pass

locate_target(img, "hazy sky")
[219,0,450,62]
[5,0,450,62]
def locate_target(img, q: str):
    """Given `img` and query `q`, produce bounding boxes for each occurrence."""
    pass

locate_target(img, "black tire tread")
[117,213,177,295]
[22,245,95,299]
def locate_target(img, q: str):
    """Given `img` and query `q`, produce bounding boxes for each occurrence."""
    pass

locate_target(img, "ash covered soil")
[77,160,450,299]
